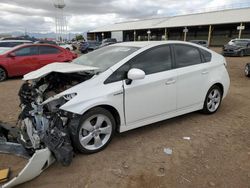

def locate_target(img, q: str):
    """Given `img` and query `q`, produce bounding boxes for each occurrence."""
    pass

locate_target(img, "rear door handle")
[201,70,209,75]
[165,79,176,85]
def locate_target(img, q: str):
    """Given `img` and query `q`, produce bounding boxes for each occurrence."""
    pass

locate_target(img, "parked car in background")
[17,41,230,155]
[87,41,101,51]
[245,63,250,77]
[222,39,250,57]
[0,44,77,81]
[58,42,73,51]
[228,38,250,45]
[99,38,117,48]
[0,40,33,48]
[80,41,90,53]
[189,40,208,48]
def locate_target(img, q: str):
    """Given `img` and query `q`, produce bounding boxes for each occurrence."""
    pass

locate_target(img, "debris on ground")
[0,168,10,183]
[122,161,129,169]
[157,167,165,177]
[163,148,172,155]
[183,137,191,140]
[208,181,216,187]
[181,175,191,183]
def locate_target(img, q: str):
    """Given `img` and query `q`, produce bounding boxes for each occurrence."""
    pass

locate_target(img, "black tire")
[66,48,70,51]
[0,67,7,82]
[245,63,250,77]
[70,107,115,154]
[202,85,222,114]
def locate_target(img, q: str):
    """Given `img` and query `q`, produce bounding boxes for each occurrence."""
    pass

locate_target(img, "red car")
[0,44,77,81]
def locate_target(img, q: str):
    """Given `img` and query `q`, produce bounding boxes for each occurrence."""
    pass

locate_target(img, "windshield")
[231,40,249,47]
[73,46,139,72]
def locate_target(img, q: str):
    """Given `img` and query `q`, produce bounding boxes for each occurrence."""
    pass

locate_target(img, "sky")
[0,0,249,34]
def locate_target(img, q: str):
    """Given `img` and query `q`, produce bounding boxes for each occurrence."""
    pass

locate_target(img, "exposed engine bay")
[17,72,93,166]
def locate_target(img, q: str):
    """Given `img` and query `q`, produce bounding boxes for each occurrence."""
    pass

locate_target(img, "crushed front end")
[1,71,94,187]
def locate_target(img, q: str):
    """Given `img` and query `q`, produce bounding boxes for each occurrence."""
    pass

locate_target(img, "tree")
[75,34,84,41]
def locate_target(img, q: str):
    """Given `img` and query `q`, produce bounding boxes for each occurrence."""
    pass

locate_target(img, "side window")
[14,46,38,56]
[200,48,212,62]
[129,45,172,75]
[105,45,172,84]
[174,44,202,68]
[39,46,60,55]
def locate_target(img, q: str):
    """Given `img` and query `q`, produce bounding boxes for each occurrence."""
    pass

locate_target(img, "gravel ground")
[0,48,250,188]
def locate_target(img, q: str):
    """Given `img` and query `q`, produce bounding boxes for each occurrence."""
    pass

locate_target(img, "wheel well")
[89,105,121,132]
[0,65,8,77]
[213,83,224,96]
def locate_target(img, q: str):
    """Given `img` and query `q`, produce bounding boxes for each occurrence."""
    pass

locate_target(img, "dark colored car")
[0,40,33,48]
[222,39,250,57]
[0,44,77,81]
[79,41,90,53]
[98,38,117,48]
[87,41,101,51]
[245,63,250,77]
[189,40,208,48]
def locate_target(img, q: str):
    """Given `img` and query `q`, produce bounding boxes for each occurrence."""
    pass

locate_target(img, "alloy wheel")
[207,88,221,113]
[79,114,112,151]
[245,65,249,76]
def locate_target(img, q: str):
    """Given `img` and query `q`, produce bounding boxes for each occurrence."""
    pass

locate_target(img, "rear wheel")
[0,67,7,81]
[71,107,115,154]
[245,63,250,77]
[202,85,222,114]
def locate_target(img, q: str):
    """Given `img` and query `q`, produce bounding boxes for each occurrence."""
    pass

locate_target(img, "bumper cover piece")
[1,148,55,188]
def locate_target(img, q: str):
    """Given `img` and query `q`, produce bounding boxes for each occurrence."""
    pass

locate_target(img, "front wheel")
[71,107,115,154]
[245,63,250,77]
[0,67,7,82]
[239,50,244,57]
[202,85,222,114]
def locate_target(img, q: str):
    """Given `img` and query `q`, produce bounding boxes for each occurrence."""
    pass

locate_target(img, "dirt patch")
[0,48,250,188]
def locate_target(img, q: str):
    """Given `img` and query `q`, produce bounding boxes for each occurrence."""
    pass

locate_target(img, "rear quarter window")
[200,48,212,62]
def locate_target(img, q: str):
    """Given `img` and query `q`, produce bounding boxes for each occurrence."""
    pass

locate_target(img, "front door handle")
[165,79,176,85]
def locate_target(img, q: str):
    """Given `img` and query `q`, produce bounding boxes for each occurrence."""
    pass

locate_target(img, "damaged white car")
[0,41,230,187]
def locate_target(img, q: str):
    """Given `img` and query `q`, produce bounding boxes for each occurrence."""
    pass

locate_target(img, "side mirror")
[127,68,145,81]
[8,52,16,57]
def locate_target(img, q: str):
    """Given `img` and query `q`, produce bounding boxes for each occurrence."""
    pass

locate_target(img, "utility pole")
[183,27,188,41]
[208,25,212,47]
[164,28,168,40]
[237,22,245,39]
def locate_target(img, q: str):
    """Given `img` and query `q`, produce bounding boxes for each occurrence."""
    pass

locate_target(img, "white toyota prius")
[18,41,230,159]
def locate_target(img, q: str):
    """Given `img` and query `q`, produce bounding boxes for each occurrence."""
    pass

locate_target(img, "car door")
[122,45,177,124]
[38,46,65,67]
[173,44,210,110]
[7,46,39,76]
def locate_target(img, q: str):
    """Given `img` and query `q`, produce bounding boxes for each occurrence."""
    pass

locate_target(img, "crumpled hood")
[23,62,99,80]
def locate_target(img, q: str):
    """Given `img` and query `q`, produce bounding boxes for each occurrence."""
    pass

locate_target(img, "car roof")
[0,40,32,43]
[231,38,250,41]
[111,40,202,48]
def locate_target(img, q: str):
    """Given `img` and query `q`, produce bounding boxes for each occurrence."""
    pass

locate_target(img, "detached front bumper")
[2,148,55,188]
[0,123,55,188]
